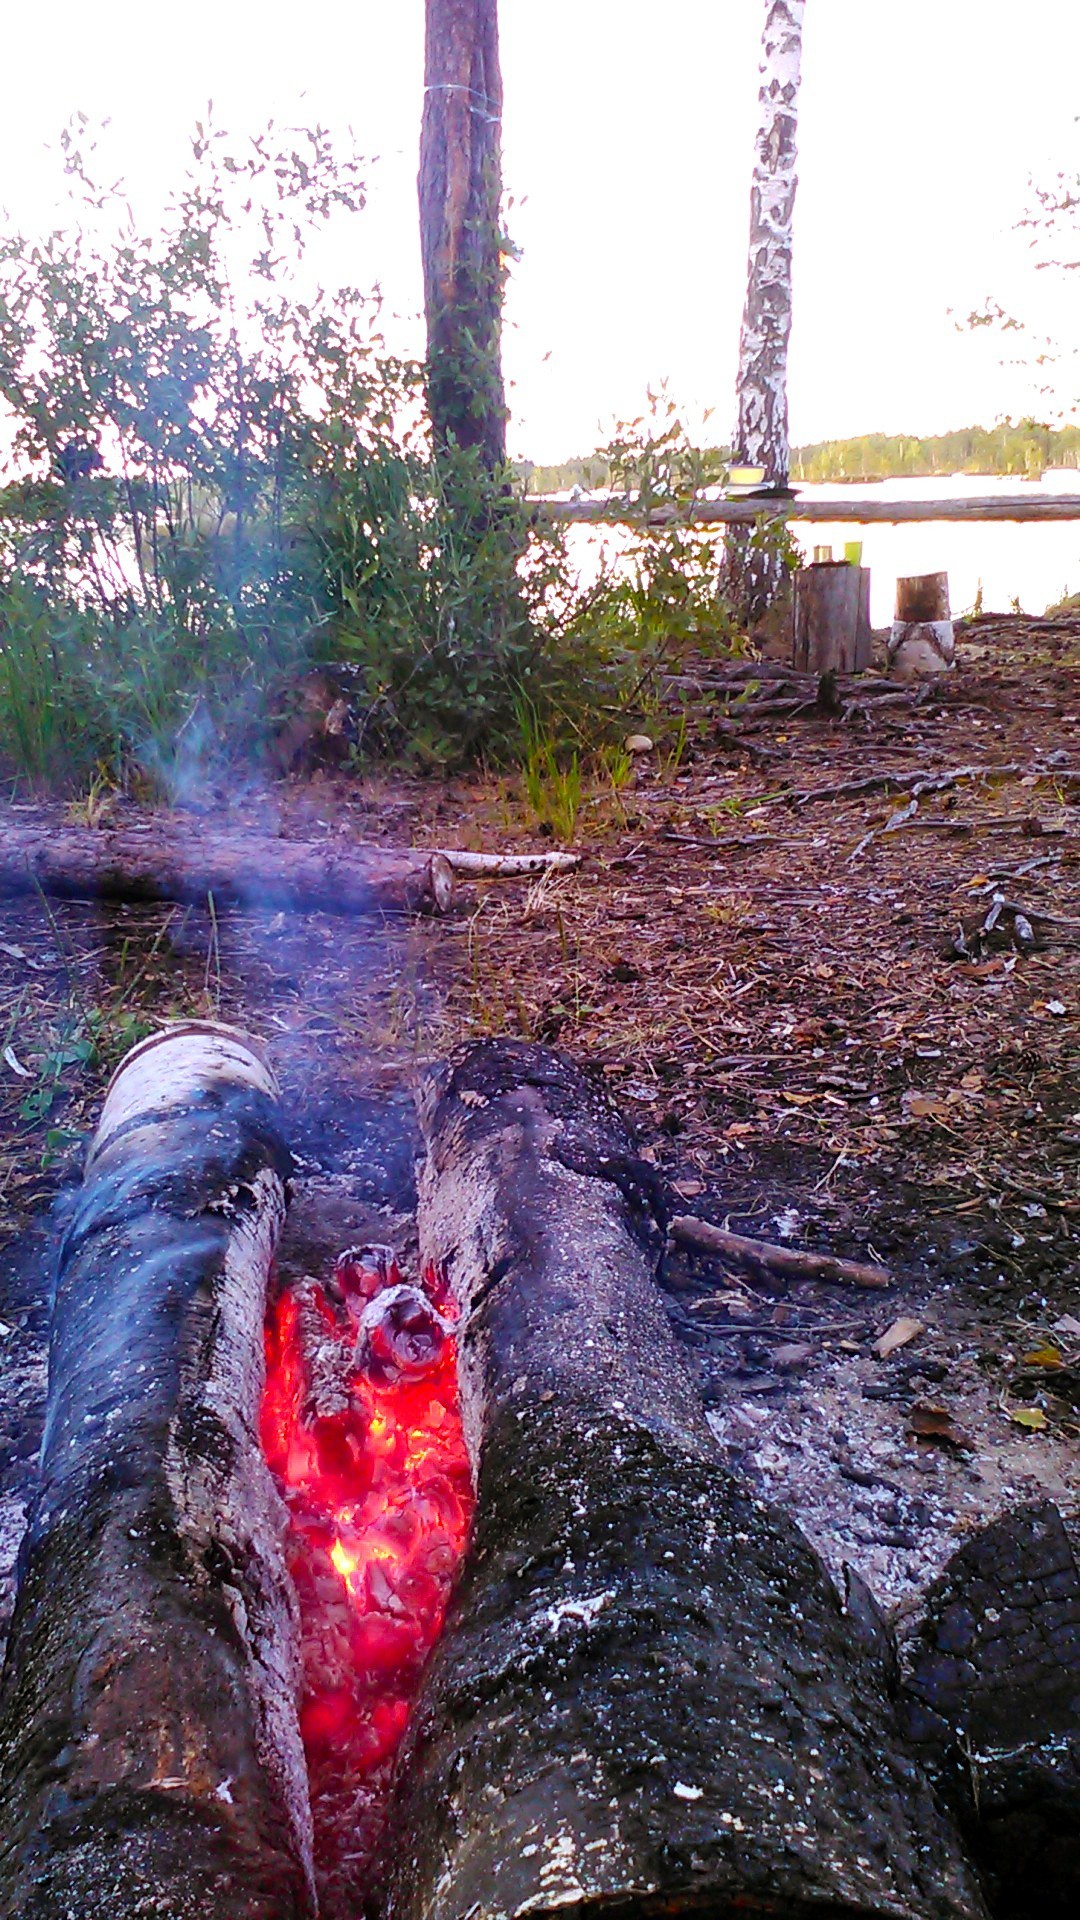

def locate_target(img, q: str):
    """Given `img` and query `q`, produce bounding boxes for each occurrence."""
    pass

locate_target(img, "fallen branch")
[440,848,580,877]
[669,1212,892,1289]
[796,762,1022,807]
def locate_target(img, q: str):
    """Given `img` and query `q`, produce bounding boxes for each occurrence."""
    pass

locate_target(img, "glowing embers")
[261,1247,473,1917]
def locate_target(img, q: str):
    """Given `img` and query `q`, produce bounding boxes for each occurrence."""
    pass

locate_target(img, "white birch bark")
[727,0,806,621]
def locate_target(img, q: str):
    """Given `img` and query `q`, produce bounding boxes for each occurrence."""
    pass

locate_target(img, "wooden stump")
[382,1040,986,1920]
[888,571,955,678]
[793,561,872,673]
[0,1025,314,1920]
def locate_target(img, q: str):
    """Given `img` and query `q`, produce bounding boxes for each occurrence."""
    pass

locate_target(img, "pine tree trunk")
[0,1026,313,1920]
[382,1040,987,1920]
[727,0,806,623]
[419,0,507,469]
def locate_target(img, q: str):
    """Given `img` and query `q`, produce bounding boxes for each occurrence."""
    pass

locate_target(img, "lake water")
[558,472,1080,627]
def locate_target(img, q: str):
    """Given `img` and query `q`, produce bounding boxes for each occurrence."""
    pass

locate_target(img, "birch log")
[383,1039,985,1920]
[0,1025,313,1920]
[419,0,507,468]
[726,0,806,621]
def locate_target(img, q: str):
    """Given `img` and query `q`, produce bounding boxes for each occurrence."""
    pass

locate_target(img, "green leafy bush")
[0,128,749,786]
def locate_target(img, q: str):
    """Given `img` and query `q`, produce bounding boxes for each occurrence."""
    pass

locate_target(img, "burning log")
[385,1040,986,1920]
[0,819,455,916]
[0,1024,314,1919]
[261,1247,473,1919]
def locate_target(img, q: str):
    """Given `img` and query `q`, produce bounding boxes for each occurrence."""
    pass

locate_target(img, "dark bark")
[793,563,870,674]
[899,1501,1080,1920]
[896,574,951,624]
[419,0,507,468]
[0,1027,313,1920]
[0,814,454,916]
[382,1039,985,1920]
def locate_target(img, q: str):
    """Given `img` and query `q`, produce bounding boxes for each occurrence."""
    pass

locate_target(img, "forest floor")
[1,612,1077,1659]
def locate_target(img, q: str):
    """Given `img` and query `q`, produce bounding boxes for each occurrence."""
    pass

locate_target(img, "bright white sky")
[2,1,1078,462]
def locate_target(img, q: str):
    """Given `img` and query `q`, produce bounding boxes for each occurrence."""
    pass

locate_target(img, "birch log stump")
[383,1040,985,1920]
[888,572,955,678]
[0,1025,314,1920]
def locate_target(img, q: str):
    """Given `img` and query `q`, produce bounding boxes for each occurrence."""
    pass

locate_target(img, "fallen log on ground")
[0,817,585,915]
[899,1501,1080,1920]
[383,1038,984,1920]
[669,1211,892,1289]
[0,1024,314,1920]
[0,817,455,916]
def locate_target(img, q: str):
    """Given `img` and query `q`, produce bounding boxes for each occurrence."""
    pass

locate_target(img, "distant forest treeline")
[521,421,1080,494]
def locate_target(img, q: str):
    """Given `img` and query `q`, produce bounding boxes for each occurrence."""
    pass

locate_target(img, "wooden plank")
[535,493,1080,526]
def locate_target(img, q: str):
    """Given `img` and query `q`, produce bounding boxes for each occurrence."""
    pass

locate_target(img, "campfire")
[261,1249,472,1915]
[0,1023,1073,1920]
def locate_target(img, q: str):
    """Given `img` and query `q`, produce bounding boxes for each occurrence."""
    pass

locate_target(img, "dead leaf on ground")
[1019,1344,1063,1369]
[903,1093,953,1123]
[1009,1406,1049,1432]
[874,1316,925,1360]
[908,1402,969,1450]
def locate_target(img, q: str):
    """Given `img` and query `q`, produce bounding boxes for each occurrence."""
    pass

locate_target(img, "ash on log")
[384,1040,985,1920]
[0,1024,314,1920]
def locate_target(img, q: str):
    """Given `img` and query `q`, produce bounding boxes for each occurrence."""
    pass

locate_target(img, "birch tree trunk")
[726,0,806,623]
[419,0,507,470]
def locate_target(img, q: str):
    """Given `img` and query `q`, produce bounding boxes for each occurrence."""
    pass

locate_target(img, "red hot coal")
[261,1247,473,1918]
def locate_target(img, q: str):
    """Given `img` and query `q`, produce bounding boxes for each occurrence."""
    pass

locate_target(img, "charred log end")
[0,1024,313,1919]
[386,1039,986,1920]
[899,1501,1080,1920]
